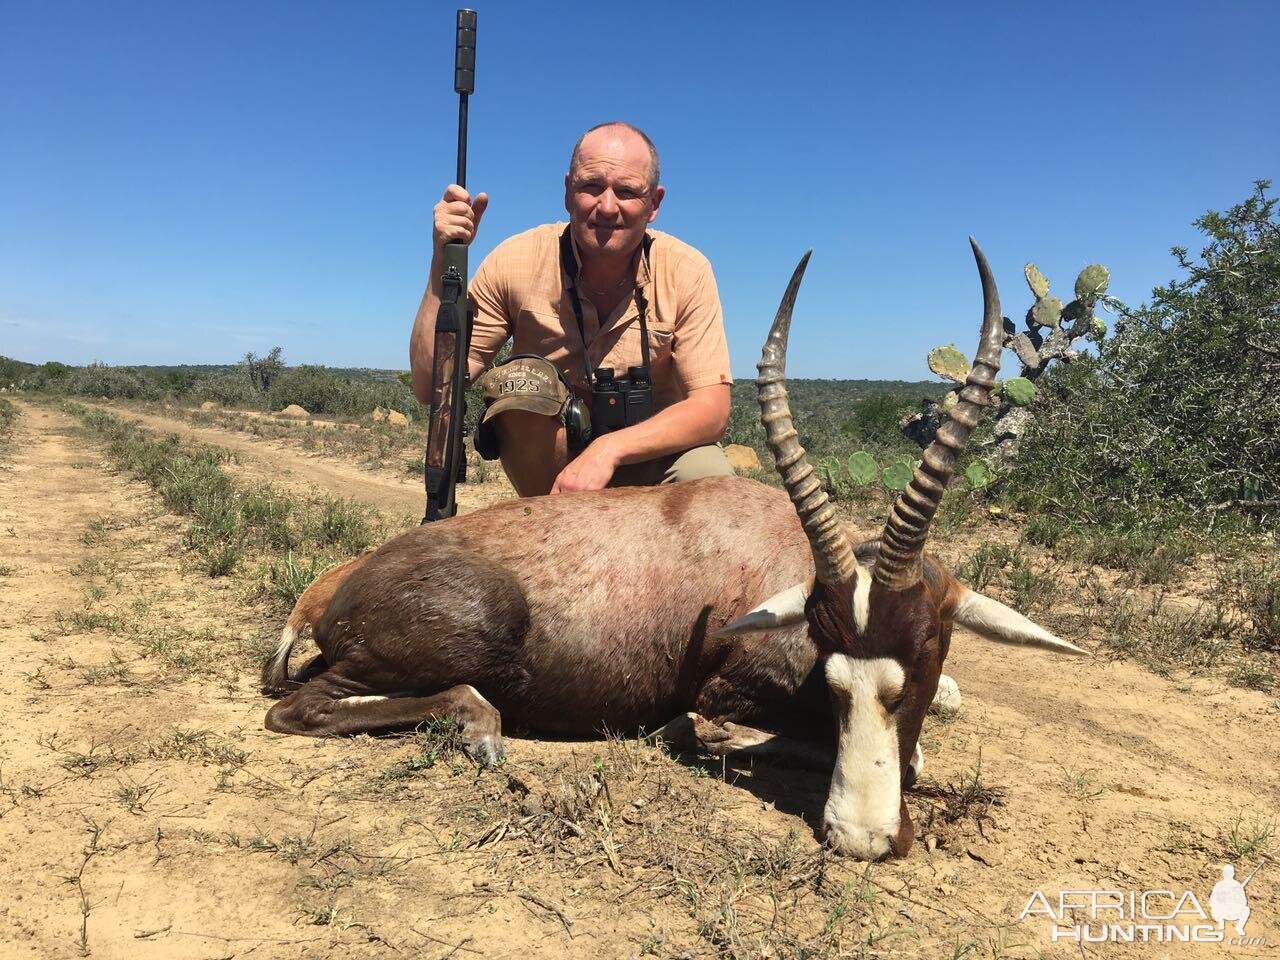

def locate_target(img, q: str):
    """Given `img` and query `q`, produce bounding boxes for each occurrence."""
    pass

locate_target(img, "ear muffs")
[563,394,592,453]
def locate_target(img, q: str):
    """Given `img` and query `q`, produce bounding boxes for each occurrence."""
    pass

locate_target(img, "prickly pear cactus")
[1004,378,1038,408]
[928,344,972,383]
[846,451,878,486]
[904,253,1112,475]
[1024,263,1050,299]
[1074,264,1110,301]
[881,459,914,492]
[1028,295,1063,329]
[963,458,996,490]
[1060,298,1089,325]
[818,455,842,488]
[1003,377,1036,406]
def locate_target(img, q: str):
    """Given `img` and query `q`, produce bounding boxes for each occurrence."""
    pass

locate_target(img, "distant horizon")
[4,1,1275,378]
[0,352,948,388]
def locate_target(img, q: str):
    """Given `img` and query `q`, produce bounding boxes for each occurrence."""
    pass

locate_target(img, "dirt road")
[1,401,1276,958]
[88,402,516,521]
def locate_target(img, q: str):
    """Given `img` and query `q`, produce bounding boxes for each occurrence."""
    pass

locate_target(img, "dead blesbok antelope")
[262,240,1087,860]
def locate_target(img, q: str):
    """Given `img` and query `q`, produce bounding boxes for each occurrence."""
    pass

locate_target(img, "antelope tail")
[953,590,1089,656]
[260,609,307,695]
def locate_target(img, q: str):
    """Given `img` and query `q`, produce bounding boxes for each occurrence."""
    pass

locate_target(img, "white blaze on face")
[822,653,905,860]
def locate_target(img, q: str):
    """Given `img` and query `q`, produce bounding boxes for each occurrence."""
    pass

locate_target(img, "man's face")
[564,128,665,261]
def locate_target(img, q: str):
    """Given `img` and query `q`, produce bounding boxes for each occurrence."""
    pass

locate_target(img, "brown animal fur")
[260,549,375,694]
[261,244,1082,861]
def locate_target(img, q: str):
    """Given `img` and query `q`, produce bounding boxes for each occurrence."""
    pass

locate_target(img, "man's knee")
[492,407,564,447]
[665,444,736,484]
[611,443,735,488]
[491,409,568,497]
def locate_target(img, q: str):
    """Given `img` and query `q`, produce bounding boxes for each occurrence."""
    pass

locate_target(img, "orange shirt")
[468,223,732,410]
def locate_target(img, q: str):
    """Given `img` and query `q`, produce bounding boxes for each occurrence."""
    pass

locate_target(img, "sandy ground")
[1,400,1277,959]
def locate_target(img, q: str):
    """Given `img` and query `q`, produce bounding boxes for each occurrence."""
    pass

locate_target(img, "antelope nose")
[821,817,894,861]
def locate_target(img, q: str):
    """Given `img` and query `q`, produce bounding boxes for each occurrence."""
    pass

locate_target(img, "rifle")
[423,8,477,523]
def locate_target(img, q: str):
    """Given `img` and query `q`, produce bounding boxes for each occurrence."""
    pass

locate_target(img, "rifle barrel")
[454,8,476,186]
[457,93,469,188]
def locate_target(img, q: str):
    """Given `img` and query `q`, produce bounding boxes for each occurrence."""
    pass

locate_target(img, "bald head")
[569,122,661,191]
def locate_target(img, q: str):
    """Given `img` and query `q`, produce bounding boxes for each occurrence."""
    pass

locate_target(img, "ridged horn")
[875,238,1004,590]
[757,252,856,588]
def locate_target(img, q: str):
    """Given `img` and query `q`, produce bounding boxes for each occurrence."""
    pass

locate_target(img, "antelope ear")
[712,578,812,638]
[952,590,1090,656]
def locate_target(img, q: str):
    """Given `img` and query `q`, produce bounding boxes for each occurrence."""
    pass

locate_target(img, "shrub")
[189,370,262,408]
[1011,181,1280,533]
[244,347,284,392]
[0,397,17,448]
[267,365,424,418]
[1222,557,1280,651]
[64,362,164,401]
[840,392,914,442]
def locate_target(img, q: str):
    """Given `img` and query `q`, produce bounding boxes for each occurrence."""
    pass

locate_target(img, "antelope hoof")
[645,713,700,751]
[466,734,505,768]
[930,674,961,714]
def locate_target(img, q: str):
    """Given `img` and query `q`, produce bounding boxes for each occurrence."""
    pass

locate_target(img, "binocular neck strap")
[559,226,653,383]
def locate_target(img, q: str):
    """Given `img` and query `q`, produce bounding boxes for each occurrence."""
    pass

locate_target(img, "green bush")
[1011,181,1280,533]
[0,356,37,385]
[267,365,424,418]
[1222,557,1280,651]
[64,362,165,401]
[0,397,17,448]
[724,379,943,492]
[190,370,262,408]
[840,392,914,442]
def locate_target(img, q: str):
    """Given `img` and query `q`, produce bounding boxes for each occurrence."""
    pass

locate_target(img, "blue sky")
[3,0,1276,379]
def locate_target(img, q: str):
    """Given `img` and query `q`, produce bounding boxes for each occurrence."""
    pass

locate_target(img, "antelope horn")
[758,252,856,588]
[875,238,1004,590]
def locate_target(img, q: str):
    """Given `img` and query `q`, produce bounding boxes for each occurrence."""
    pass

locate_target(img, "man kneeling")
[410,121,734,496]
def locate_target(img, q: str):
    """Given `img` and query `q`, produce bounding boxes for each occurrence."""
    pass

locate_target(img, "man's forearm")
[409,249,446,405]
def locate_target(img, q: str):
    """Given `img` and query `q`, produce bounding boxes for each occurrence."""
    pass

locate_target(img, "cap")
[473,356,571,461]
[476,356,570,423]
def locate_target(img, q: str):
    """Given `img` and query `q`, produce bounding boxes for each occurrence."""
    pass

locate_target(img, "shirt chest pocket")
[645,327,674,363]
[604,321,673,375]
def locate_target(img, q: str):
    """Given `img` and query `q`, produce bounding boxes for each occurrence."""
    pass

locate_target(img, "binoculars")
[590,365,654,435]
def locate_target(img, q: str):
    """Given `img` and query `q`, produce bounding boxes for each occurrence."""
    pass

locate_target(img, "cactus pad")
[1074,264,1110,301]
[846,451,878,486]
[963,458,996,490]
[1003,376,1037,406]
[881,459,914,492]
[1029,296,1063,329]
[1061,298,1089,325]
[1091,315,1108,338]
[939,389,960,412]
[1024,263,1050,299]
[928,344,972,383]
[818,455,842,486]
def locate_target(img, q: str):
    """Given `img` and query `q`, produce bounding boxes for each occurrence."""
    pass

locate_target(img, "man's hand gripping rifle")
[424,9,477,523]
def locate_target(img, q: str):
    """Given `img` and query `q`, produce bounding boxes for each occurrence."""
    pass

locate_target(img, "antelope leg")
[648,713,835,771]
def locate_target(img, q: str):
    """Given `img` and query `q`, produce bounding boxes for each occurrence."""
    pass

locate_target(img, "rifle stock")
[423,9,477,523]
